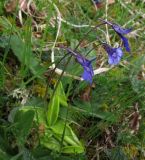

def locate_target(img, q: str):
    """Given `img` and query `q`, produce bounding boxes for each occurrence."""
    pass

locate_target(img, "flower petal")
[103,44,124,65]
[112,25,132,35]
[118,33,131,52]
[108,55,115,65]
[108,54,121,65]
[116,47,124,57]
[82,66,94,83]
[76,55,86,65]
[99,19,132,34]
[99,19,131,52]
[63,47,95,83]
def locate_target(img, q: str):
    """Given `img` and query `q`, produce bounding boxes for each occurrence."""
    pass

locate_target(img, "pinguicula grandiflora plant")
[59,46,96,83]
[10,19,131,156]
[0,4,134,158]
[59,19,132,83]
[99,19,132,52]
[1,0,145,160]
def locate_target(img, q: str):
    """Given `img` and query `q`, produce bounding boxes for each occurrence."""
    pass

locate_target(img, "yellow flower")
[123,144,139,159]
[33,85,46,97]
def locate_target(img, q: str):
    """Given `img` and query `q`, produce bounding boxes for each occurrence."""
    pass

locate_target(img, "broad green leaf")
[47,81,67,126]
[47,82,67,125]
[8,107,19,123]
[30,106,46,125]
[41,136,60,152]
[10,35,38,67]
[51,120,83,147]
[14,109,35,145]
[47,95,59,126]
[10,35,46,76]
[56,82,67,107]
[9,106,46,125]
[62,146,85,154]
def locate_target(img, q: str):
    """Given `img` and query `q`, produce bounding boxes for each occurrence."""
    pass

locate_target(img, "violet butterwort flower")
[99,19,132,52]
[93,0,102,4]
[103,43,123,65]
[63,47,95,83]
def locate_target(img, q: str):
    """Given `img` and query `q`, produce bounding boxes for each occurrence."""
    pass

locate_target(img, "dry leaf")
[80,86,92,101]
[94,0,115,9]
[108,0,115,4]
[5,0,36,14]
[129,103,142,134]
[19,0,27,11]
[105,128,115,147]
[38,123,45,135]
[5,0,17,13]
[80,83,95,101]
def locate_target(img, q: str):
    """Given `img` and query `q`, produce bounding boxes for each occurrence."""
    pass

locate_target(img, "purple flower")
[94,0,101,3]
[62,47,95,83]
[103,44,123,65]
[99,19,132,52]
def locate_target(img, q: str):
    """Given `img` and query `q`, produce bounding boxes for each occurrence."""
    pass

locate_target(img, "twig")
[105,0,111,45]
[49,66,83,81]
[94,67,110,75]
[49,66,111,81]
[58,17,95,28]
[91,0,98,11]
[18,10,23,25]
[49,1,62,68]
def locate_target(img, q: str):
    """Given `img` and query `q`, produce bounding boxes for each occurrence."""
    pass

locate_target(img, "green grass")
[0,0,145,160]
